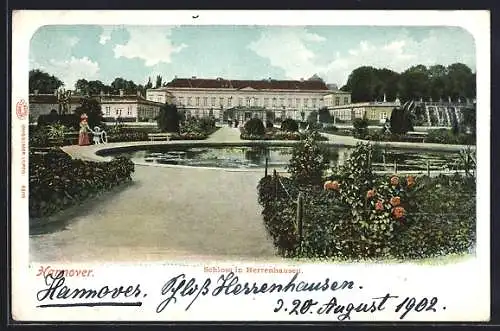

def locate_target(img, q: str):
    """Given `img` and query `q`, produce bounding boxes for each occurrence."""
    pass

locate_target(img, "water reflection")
[117,146,461,171]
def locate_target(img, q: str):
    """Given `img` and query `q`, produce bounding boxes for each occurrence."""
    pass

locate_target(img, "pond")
[112,146,463,172]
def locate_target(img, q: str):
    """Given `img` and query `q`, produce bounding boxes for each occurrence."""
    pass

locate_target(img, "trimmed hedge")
[29,149,134,218]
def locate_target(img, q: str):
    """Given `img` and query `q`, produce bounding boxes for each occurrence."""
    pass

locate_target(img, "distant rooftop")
[155,77,330,91]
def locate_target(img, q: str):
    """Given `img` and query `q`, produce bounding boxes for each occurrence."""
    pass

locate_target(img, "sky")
[29,25,476,90]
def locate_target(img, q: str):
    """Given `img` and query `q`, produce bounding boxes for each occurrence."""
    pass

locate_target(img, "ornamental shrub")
[29,149,134,218]
[281,118,299,132]
[352,118,368,138]
[286,131,329,186]
[243,118,265,136]
[258,143,476,260]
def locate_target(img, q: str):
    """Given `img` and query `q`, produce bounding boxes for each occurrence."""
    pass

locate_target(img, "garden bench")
[148,133,172,142]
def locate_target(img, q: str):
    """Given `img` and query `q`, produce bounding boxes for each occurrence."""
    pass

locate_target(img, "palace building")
[146,77,351,122]
[29,89,163,123]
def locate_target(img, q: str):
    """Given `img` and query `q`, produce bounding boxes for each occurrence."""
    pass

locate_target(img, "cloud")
[99,26,116,45]
[248,28,475,86]
[46,56,100,89]
[247,27,325,80]
[67,36,80,47]
[113,27,187,66]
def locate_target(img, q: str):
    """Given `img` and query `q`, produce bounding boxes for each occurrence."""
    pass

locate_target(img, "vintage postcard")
[11,10,490,322]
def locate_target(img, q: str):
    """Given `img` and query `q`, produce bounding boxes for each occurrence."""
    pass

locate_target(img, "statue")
[56,88,72,115]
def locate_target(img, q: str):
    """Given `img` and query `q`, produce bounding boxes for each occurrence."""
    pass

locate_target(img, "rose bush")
[258,142,476,260]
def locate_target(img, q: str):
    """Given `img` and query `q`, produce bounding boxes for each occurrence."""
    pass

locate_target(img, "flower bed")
[29,149,134,218]
[257,142,475,260]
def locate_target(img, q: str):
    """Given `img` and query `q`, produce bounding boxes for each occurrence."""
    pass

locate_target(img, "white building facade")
[146,77,351,122]
[29,90,164,123]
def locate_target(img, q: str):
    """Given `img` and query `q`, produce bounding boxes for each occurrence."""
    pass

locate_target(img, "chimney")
[191,76,197,80]
[300,78,304,81]
[34,90,39,95]
[54,89,58,95]
[100,90,104,96]
[119,89,124,97]
[137,90,142,98]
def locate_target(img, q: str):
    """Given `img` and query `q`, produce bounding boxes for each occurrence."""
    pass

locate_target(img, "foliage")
[29,149,134,218]
[243,118,265,136]
[157,104,180,133]
[37,112,80,129]
[286,131,329,186]
[266,120,274,129]
[258,143,476,260]
[73,97,104,128]
[341,63,475,103]
[29,69,64,94]
[389,107,414,134]
[425,129,475,145]
[306,110,318,124]
[352,118,369,138]
[281,118,299,132]
[318,107,334,123]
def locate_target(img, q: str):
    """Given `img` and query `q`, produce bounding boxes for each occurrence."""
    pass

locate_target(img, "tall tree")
[157,104,180,133]
[145,77,153,89]
[29,69,64,94]
[343,66,381,102]
[399,65,430,101]
[155,75,163,88]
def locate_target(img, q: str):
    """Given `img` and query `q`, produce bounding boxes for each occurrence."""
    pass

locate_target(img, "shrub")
[258,143,475,260]
[157,104,180,133]
[389,107,413,134]
[244,118,265,136]
[37,113,80,129]
[281,118,299,132]
[286,131,329,186]
[29,149,134,218]
[352,118,368,138]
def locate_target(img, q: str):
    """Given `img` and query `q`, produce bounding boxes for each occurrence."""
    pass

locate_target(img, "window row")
[174,96,350,108]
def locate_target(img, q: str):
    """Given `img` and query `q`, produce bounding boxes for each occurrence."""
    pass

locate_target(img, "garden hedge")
[29,149,134,218]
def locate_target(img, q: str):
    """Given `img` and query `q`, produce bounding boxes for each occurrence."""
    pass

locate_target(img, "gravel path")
[30,165,278,263]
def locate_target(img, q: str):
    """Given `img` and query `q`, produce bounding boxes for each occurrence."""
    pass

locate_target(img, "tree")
[155,75,163,89]
[445,63,475,99]
[307,110,318,124]
[145,77,153,89]
[318,107,333,123]
[244,118,265,135]
[29,69,63,94]
[286,131,329,186]
[111,77,137,94]
[352,118,368,138]
[343,66,381,102]
[281,118,299,132]
[399,65,430,101]
[389,107,413,134]
[73,97,103,128]
[157,104,180,133]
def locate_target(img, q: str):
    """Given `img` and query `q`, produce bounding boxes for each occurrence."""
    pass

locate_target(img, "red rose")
[390,196,401,207]
[375,200,384,211]
[324,180,340,191]
[392,206,406,219]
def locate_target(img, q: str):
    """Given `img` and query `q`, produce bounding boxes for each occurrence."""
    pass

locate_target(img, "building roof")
[29,93,163,106]
[161,77,330,91]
